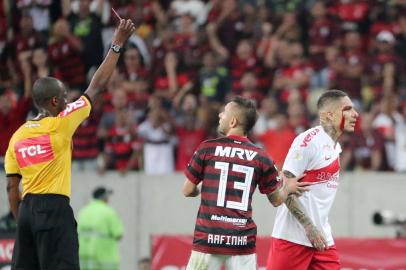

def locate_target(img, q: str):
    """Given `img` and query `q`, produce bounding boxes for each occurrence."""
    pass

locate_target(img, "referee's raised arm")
[84,18,136,102]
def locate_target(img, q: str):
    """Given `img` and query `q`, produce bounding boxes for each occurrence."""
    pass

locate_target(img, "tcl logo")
[18,145,46,158]
[15,135,54,168]
[59,97,87,117]
[0,240,14,263]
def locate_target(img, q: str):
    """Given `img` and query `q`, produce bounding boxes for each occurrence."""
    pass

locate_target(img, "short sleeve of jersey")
[184,142,206,185]
[58,95,92,137]
[4,142,21,177]
[257,154,281,194]
[282,135,316,177]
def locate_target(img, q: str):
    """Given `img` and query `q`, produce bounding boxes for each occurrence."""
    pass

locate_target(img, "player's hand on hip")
[112,19,136,46]
[282,172,310,196]
[305,224,328,251]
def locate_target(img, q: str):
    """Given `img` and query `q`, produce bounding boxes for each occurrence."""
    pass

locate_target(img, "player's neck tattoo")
[321,122,341,142]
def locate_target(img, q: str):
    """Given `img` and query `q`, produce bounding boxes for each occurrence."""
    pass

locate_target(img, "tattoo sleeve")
[283,170,314,228]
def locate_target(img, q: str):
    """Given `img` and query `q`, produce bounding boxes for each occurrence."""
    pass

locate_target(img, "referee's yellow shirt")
[5,95,92,198]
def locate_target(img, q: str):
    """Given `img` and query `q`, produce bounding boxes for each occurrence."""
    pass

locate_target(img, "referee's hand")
[112,19,136,46]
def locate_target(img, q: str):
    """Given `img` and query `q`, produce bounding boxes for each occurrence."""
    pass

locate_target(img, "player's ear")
[230,116,238,128]
[319,110,332,123]
[51,96,58,107]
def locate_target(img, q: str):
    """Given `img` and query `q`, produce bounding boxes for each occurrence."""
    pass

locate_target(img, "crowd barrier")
[0,232,14,270]
[152,235,406,270]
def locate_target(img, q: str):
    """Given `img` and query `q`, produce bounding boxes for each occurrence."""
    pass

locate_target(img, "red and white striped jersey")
[272,126,342,247]
[185,135,281,255]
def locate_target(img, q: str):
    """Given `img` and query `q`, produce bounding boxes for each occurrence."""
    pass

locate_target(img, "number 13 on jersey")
[215,161,254,212]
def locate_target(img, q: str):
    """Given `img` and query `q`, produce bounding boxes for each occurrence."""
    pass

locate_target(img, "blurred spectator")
[68,0,104,75]
[230,39,268,94]
[0,78,32,167]
[394,101,406,172]
[48,18,86,90]
[120,45,151,116]
[274,11,302,42]
[341,112,385,171]
[308,1,339,81]
[16,0,52,35]
[137,257,151,270]
[7,14,44,76]
[369,2,398,39]
[0,1,7,55]
[121,45,148,82]
[372,96,402,170]
[199,50,229,104]
[78,186,123,270]
[272,42,313,103]
[333,31,365,108]
[395,15,406,67]
[207,0,244,54]
[154,51,194,99]
[137,103,176,174]
[31,46,57,80]
[99,88,132,129]
[330,0,369,32]
[240,72,264,105]
[172,13,205,71]
[367,31,399,100]
[170,0,207,26]
[253,96,279,135]
[173,92,206,171]
[287,101,309,134]
[72,91,103,171]
[312,45,341,90]
[395,15,406,98]
[256,112,296,169]
[102,108,142,175]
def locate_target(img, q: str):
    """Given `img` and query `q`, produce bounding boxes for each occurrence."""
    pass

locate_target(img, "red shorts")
[267,237,340,270]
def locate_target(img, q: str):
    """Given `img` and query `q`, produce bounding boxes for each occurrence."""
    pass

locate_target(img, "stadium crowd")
[1,0,406,174]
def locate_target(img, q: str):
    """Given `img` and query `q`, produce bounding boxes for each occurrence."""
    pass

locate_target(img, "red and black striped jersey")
[184,134,281,255]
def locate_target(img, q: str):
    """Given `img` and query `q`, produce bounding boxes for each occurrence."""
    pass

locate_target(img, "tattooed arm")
[283,170,328,251]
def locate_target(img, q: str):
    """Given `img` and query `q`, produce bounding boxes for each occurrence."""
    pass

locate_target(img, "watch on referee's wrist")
[111,44,123,53]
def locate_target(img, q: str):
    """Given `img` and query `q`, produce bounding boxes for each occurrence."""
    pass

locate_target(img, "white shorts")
[186,250,257,270]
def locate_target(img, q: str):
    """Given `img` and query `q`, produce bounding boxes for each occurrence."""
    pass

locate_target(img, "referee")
[4,19,135,270]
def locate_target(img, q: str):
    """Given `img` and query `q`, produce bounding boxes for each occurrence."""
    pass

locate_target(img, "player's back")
[187,135,279,255]
[5,95,91,198]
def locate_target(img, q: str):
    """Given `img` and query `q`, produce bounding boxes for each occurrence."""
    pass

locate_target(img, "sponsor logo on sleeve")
[300,128,320,147]
[14,135,54,168]
[59,96,87,117]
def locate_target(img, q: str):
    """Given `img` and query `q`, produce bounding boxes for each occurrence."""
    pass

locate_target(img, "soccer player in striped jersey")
[5,19,135,270]
[267,90,359,270]
[182,96,310,270]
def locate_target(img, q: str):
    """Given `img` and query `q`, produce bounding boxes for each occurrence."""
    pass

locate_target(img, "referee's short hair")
[32,77,61,108]
[231,96,258,135]
[317,90,348,111]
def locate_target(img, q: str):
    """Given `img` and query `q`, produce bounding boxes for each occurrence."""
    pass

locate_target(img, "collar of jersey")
[227,134,250,143]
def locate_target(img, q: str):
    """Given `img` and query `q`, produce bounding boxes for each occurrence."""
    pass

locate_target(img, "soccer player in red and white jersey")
[267,90,359,270]
[182,96,310,270]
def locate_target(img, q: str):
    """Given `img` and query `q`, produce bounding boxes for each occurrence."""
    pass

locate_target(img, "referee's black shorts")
[12,194,79,270]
